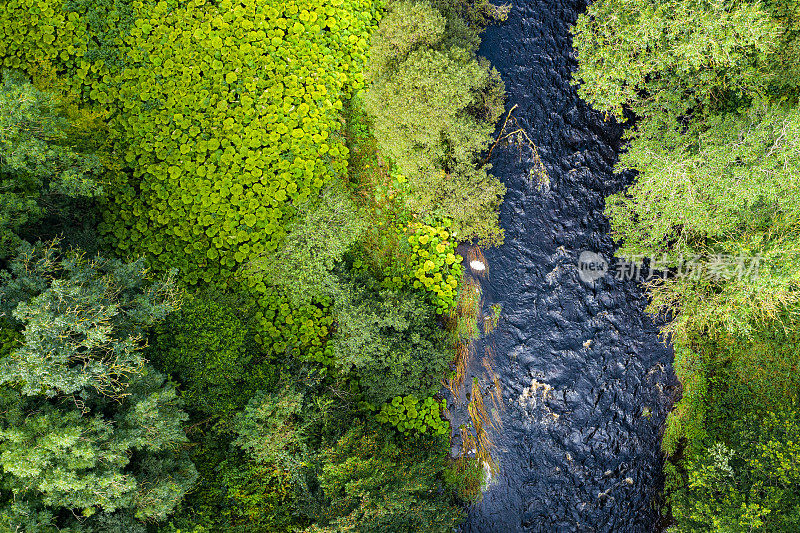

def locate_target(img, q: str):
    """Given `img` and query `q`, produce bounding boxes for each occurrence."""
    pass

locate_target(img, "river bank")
[454,1,677,531]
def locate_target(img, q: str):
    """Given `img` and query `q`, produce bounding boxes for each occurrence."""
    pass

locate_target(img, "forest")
[573,0,800,530]
[3,0,798,530]
[0,0,510,530]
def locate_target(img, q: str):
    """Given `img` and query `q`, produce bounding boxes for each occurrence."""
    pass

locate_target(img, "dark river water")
[457,1,677,531]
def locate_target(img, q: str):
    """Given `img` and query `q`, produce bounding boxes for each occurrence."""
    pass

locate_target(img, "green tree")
[232,386,306,467]
[572,0,784,121]
[0,241,195,527]
[149,291,270,417]
[303,422,463,533]
[607,102,800,339]
[364,0,506,245]
[0,241,178,399]
[331,274,452,404]
[163,381,316,533]
[0,70,106,257]
[245,185,366,306]
[0,369,195,521]
[670,411,800,532]
[572,0,800,339]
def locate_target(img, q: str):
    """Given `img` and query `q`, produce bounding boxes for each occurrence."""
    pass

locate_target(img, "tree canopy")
[573,0,800,529]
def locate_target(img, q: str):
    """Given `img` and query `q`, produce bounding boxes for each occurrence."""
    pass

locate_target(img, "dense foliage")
[375,395,450,436]
[0,0,508,529]
[364,0,506,245]
[150,291,269,416]
[0,243,195,529]
[404,224,463,314]
[0,71,105,258]
[303,423,464,533]
[331,272,452,404]
[573,0,800,529]
[97,0,380,287]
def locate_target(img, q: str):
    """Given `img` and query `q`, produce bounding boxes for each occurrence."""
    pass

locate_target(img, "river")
[457,1,676,531]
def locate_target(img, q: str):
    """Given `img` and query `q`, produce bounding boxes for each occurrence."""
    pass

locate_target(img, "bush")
[331,273,452,404]
[306,422,463,532]
[252,287,335,364]
[244,185,366,306]
[163,386,307,533]
[661,346,708,456]
[572,1,800,526]
[375,395,450,436]
[96,0,381,288]
[442,455,484,502]
[150,291,271,416]
[400,223,463,314]
[669,410,800,532]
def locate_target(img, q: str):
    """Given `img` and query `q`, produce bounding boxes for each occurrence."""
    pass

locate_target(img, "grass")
[468,378,498,476]
[460,424,477,455]
[483,303,501,335]
[443,271,484,405]
[445,426,484,502]
[451,277,482,342]
[443,341,471,405]
[482,351,504,415]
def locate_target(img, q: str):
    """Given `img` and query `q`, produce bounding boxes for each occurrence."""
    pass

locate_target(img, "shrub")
[308,422,464,532]
[331,274,452,404]
[97,0,382,288]
[244,184,366,306]
[401,223,463,314]
[150,291,272,416]
[163,384,307,532]
[669,411,800,532]
[0,0,382,285]
[252,288,335,364]
[442,455,484,502]
[375,395,450,436]
[661,346,708,456]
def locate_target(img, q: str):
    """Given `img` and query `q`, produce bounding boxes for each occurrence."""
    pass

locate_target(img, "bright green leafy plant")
[375,395,450,436]
[402,223,463,314]
[96,0,382,289]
